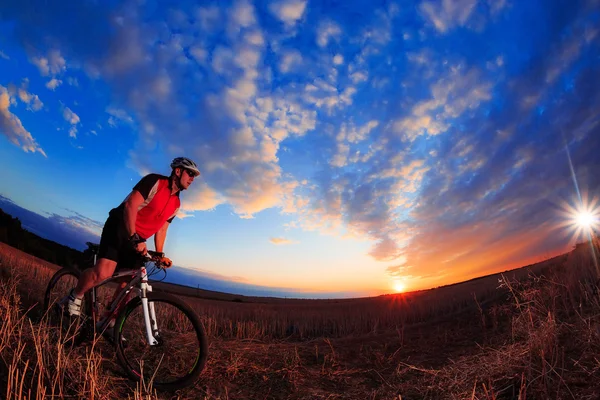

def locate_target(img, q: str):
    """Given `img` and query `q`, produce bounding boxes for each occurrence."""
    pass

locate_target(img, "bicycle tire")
[43,267,92,345]
[114,292,208,390]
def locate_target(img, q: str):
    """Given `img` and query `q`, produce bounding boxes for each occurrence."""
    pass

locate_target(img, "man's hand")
[159,256,173,268]
[129,233,147,255]
[135,242,148,255]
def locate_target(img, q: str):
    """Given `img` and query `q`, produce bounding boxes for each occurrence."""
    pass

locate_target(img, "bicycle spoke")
[116,293,207,389]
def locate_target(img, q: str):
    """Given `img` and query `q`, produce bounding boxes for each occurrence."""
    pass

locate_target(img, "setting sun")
[393,281,406,293]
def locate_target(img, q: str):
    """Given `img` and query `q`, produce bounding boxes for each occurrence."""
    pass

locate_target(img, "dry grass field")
[1,240,600,399]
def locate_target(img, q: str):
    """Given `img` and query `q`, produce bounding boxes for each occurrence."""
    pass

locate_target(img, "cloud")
[15,87,44,111]
[316,20,342,47]
[106,106,134,127]
[0,85,46,157]
[178,183,224,213]
[0,195,101,250]
[0,50,9,60]
[269,0,307,27]
[31,49,66,76]
[393,65,492,141]
[419,0,477,33]
[278,50,303,73]
[349,71,368,84]
[63,107,80,125]
[330,120,379,167]
[333,54,344,65]
[53,208,104,237]
[269,237,296,245]
[195,5,221,33]
[45,78,62,90]
[63,107,80,138]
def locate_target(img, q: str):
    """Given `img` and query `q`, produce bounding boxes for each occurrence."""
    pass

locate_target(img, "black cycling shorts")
[98,212,142,270]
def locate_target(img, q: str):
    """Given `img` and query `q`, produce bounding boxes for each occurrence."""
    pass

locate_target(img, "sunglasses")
[184,169,199,178]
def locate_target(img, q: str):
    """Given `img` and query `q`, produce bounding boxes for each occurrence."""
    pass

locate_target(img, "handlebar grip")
[147,250,164,258]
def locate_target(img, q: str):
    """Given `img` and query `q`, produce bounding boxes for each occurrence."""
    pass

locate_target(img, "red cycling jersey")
[110,174,180,240]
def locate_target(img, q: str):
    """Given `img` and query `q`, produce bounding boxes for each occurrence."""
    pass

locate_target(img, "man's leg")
[66,258,118,317]
[95,279,129,331]
[74,258,118,297]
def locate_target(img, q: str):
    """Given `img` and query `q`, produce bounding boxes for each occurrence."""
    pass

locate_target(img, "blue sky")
[0,0,599,298]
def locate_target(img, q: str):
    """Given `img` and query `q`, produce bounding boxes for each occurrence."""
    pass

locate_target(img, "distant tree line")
[0,207,96,269]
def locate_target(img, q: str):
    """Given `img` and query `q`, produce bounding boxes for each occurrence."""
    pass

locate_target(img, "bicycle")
[43,245,209,390]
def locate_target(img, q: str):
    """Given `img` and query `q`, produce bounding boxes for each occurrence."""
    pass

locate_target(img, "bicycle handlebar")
[141,250,170,269]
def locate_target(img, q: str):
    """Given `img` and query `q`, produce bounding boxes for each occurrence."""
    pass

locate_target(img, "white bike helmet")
[170,157,200,177]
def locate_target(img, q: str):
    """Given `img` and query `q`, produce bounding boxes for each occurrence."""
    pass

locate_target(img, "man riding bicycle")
[63,157,200,334]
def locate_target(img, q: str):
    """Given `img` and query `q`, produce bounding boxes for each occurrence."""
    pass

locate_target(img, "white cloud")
[189,46,207,64]
[31,49,66,76]
[269,0,307,27]
[394,66,492,141]
[195,5,221,33]
[0,85,46,157]
[316,20,342,47]
[0,51,9,60]
[63,107,80,125]
[16,88,43,111]
[350,71,368,84]
[179,183,225,213]
[107,106,134,127]
[279,50,302,73]
[63,107,80,138]
[419,0,477,33]
[333,54,344,65]
[45,78,62,90]
[211,46,235,76]
[330,121,380,167]
[245,30,265,46]
[229,0,256,34]
[269,237,297,245]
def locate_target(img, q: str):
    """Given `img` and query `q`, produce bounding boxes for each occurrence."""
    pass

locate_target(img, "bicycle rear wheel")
[43,267,92,345]
[114,292,208,390]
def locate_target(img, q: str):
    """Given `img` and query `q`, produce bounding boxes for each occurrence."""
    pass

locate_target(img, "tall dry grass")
[2,240,600,399]
[0,260,165,399]
[401,239,600,399]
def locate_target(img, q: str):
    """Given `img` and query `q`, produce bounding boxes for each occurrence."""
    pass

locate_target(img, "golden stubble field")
[1,240,600,399]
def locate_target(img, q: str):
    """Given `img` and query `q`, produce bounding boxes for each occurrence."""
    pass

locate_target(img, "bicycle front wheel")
[114,292,208,390]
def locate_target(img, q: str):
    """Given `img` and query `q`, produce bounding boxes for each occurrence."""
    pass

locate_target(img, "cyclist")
[62,157,200,333]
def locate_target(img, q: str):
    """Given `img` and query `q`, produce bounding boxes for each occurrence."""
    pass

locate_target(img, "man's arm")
[154,220,170,253]
[123,191,145,237]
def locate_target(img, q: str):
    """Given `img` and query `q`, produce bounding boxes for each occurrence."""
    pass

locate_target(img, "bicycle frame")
[91,257,161,346]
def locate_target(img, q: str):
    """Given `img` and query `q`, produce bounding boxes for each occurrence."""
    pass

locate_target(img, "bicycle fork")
[139,267,160,346]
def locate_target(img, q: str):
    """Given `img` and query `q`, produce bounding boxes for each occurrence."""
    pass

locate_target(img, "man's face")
[178,168,197,190]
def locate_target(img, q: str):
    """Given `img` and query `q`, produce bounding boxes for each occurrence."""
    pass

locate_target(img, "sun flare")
[556,192,600,243]
[576,211,595,228]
